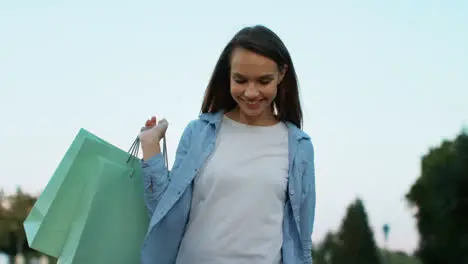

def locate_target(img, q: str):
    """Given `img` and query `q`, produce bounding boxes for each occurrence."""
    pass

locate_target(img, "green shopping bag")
[23,128,149,264]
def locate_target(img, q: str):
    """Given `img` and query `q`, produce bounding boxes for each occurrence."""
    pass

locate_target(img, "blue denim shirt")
[140,111,316,264]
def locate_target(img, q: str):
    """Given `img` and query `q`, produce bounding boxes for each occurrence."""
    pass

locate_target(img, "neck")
[226,107,278,127]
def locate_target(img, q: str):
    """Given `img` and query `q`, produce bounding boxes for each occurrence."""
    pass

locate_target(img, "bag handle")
[127,135,168,177]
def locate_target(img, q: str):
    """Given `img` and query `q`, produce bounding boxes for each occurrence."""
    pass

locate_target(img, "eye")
[234,78,247,84]
[259,79,272,85]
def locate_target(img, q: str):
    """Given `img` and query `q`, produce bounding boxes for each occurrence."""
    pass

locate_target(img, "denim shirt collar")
[199,111,310,142]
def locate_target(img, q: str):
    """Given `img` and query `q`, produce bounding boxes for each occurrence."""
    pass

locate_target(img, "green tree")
[0,188,39,263]
[313,232,340,264]
[0,190,10,253]
[406,132,468,264]
[334,198,381,264]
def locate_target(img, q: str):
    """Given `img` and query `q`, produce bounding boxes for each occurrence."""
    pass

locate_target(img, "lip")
[242,99,263,109]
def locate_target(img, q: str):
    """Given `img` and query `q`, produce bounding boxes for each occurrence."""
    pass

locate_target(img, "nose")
[244,82,260,98]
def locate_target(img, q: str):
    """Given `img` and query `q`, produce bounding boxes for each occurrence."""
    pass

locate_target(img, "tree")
[0,190,9,253]
[313,232,340,264]
[406,132,468,264]
[334,198,382,264]
[0,188,39,263]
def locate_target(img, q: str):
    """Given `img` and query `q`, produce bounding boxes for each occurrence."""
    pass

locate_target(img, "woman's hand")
[140,116,169,160]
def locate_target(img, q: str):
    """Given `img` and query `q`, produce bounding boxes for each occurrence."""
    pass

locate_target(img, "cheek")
[230,81,244,97]
[264,83,278,100]
[229,80,279,101]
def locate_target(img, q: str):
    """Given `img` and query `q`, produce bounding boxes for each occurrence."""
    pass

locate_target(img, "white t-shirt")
[175,115,289,264]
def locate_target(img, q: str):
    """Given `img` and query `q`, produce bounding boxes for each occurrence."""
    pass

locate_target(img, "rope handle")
[127,131,168,177]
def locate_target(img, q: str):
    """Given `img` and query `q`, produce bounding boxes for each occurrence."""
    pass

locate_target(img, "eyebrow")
[232,72,275,79]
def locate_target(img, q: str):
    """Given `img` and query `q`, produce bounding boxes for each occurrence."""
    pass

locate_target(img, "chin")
[239,105,269,118]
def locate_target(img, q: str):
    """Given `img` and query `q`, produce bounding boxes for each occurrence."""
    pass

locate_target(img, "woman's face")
[229,47,285,121]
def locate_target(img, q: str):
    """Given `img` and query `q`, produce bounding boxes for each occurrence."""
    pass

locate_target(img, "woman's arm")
[141,121,194,218]
[300,140,316,263]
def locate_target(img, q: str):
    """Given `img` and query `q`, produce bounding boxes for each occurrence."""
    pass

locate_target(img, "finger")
[158,119,168,127]
[145,120,151,127]
[149,117,157,126]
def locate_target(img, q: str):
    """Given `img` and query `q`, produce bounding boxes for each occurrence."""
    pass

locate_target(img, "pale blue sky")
[1,0,467,254]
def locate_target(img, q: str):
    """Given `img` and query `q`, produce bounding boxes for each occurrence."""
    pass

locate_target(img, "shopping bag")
[23,128,150,263]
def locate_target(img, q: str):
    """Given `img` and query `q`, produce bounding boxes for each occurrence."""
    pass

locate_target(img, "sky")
[1,0,467,254]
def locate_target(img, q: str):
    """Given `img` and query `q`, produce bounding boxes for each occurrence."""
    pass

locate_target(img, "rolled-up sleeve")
[141,121,194,218]
[142,153,169,216]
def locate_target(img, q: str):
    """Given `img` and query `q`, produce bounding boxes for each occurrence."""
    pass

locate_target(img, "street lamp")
[383,224,390,264]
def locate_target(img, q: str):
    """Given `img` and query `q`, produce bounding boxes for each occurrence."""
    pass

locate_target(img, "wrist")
[142,142,161,160]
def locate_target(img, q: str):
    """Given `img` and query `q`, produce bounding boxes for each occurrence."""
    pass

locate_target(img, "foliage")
[312,199,382,264]
[0,190,9,251]
[381,250,422,264]
[335,198,382,264]
[406,132,468,264]
[312,232,340,264]
[0,188,39,261]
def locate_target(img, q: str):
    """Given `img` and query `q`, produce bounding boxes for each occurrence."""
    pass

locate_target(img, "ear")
[279,64,288,84]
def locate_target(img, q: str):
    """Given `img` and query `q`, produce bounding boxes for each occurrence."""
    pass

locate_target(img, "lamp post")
[382,224,390,264]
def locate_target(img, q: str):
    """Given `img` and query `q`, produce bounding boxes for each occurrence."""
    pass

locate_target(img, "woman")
[139,25,315,264]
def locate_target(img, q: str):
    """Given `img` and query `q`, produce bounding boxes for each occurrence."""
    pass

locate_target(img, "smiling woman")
[227,47,286,126]
[139,25,315,264]
[201,25,302,128]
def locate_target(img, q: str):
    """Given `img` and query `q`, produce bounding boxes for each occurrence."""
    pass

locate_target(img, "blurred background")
[1,1,467,263]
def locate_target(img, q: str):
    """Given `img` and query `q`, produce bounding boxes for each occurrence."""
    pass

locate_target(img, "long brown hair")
[201,25,303,128]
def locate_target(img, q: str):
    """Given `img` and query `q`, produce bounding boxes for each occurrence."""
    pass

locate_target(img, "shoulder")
[295,133,315,169]
[286,123,314,162]
[184,112,217,131]
[179,112,219,140]
[298,138,314,160]
[183,119,203,132]
[180,119,202,139]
